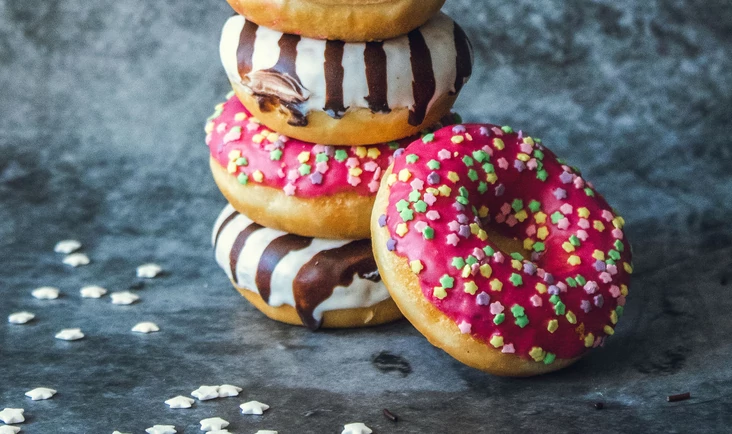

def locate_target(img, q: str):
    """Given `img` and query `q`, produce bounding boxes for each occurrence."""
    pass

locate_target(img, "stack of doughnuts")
[208,0,473,329]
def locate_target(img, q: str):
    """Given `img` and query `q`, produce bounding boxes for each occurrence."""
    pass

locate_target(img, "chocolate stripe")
[323,40,347,119]
[293,240,380,330]
[272,34,302,82]
[229,222,264,284]
[407,29,436,126]
[236,20,259,78]
[213,209,240,250]
[363,41,390,113]
[255,234,312,304]
[452,22,472,95]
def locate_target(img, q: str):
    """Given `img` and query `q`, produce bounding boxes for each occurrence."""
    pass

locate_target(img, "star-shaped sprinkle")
[63,253,90,267]
[32,287,60,300]
[164,395,194,409]
[80,285,107,298]
[200,417,229,431]
[112,431,131,434]
[25,387,56,401]
[0,426,20,434]
[54,239,81,254]
[55,328,84,341]
[145,425,176,434]
[137,263,163,278]
[0,409,24,424]
[191,385,220,401]
[111,292,140,305]
[132,322,159,333]
[342,423,372,434]
[8,312,35,324]
[208,431,232,434]
[217,384,242,397]
[240,400,270,415]
[255,431,278,434]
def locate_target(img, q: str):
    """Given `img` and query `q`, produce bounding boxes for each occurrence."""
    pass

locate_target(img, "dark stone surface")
[1,0,731,432]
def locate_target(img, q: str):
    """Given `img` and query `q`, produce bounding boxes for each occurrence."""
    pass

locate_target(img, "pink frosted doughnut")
[372,123,632,376]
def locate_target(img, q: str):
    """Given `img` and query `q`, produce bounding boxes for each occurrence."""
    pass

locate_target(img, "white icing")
[212,205,391,322]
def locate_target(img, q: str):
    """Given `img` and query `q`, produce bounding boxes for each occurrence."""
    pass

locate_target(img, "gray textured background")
[1,0,731,432]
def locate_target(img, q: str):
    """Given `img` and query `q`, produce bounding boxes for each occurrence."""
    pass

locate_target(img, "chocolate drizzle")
[323,40,347,119]
[228,222,264,284]
[213,209,240,251]
[236,20,259,78]
[407,29,436,126]
[364,42,391,113]
[452,22,473,95]
[293,239,380,330]
[254,234,312,303]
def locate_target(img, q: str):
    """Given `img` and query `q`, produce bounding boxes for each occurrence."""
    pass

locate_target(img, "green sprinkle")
[315,153,329,163]
[440,275,455,289]
[608,250,621,261]
[270,149,283,161]
[456,196,469,205]
[543,352,556,365]
[452,257,466,269]
[422,133,435,143]
[510,252,524,261]
[501,125,513,134]
[554,301,566,315]
[510,304,525,317]
[237,173,248,185]
[616,305,624,317]
[509,273,523,286]
[299,164,311,176]
[235,157,248,166]
[453,113,463,123]
[472,150,488,163]
[569,235,581,247]
[466,255,478,266]
[551,211,565,224]
[467,169,479,181]
[606,259,616,266]
[207,107,223,121]
[482,163,495,173]
[537,169,548,181]
[399,209,414,222]
[462,155,474,167]
[388,141,400,150]
[533,149,544,160]
[585,188,595,197]
[494,313,505,325]
[414,200,427,213]
[535,138,542,143]
[528,200,542,213]
[511,199,524,212]
[533,242,546,252]
[515,316,530,328]
[423,227,434,239]
[459,186,469,198]
[483,246,495,256]
[406,154,419,164]
[575,275,586,286]
[549,294,560,305]
[396,199,410,212]
[334,149,348,162]
[556,158,566,164]
[427,159,441,170]
[615,240,624,252]
[566,277,577,287]
[409,190,421,202]
[477,182,488,194]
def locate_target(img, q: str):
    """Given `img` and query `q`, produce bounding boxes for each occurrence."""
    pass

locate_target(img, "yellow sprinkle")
[604,325,615,336]
[426,187,439,195]
[297,151,310,163]
[536,283,547,294]
[594,220,606,232]
[620,284,629,296]
[584,333,595,347]
[568,255,582,266]
[562,242,575,253]
[523,238,534,251]
[577,207,590,218]
[387,173,397,186]
[267,132,279,143]
[478,206,490,218]
[355,146,367,158]
[464,281,478,295]
[517,153,530,162]
[477,230,488,241]
[469,223,480,235]
[438,185,452,197]
[537,227,549,240]
[349,167,363,177]
[529,347,546,362]
[461,265,471,278]
[612,216,625,229]
[447,171,460,183]
[433,286,447,299]
[547,320,559,333]
[234,112,248,121]
[465,133,473,141]
[410,260,423,274]
[592,250,605,260]
[252,134,264,144]
[367,148,381,159]
[535,212,547,224]
[493,138,505,150]
[523,137,535,146]
[515,210,528,222]
[398,169,411,182]
[486,173,498,184]
[227,161,237,174]
[566,311,577,324]
[249,117,260,124]
[252,170,264,182]
[396,223,408,237]
[623,262,633,274]
[204,121,214,134]
[214,103,225,111]
[451,135,464,144]
[511,260,522,270]
[260,129,270,136]
[490,279,503,292]
[610,310,618,325]
[490,335,504,348]
[480,264,493,278]
[228,150,242,160]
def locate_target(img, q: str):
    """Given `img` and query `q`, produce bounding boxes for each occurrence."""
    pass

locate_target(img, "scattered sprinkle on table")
[667,392,691,402]
[191,385,220,401]
[62,253,90,267]
[342,423,372,434]
[200,417,229,431]
[25,387,56,401]
[145,425,176,434]
[80,285,107,298]
[254,431,278,434]
[240,400,270,415]
[31,287,60,300]
[55,328,84,341]
[132,322,159,333]
[112,431,131,434]
[383,408,398,422]
[217,384,242,397]
[0,408,24,424]
[0,425,20,434]
[54,240,81,254]
[8,312,35,324]
[137,263,163,278]
[110,292,140,305]
[207,431,232,434]
[164,396,194,409]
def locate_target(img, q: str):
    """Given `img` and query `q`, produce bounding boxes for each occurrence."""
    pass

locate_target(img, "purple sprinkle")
[427,172,440,185]
[594,260,606,272]
[581,300,592,313]
[548,285,560,295]
[324,146,335,157]
[531,252,541,261]
[584,281,599,295]
[559,171,574,184]
[523,263,537,275]
[378,214,387,227]
[457,214,468,224]
[387,238,397,251]
[495,184,505,196]
[476,292,491,306]
[594,294,605,308]
[458,225,471,238]
[394,148,405,158]
[553,188,567,200]
[452,125,467,134]
[544,273,555,284]
[517,130,523,139]
[309,172,323,185]
[514,160,526,172]
[453,202,465,211]
[479,126,489,136]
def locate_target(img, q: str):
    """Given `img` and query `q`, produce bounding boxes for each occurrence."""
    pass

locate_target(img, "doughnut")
[206,94,459,239]
[225,0,446,42]
[371,124,632,376]
[219,12,472,145]
[213,205,402,329]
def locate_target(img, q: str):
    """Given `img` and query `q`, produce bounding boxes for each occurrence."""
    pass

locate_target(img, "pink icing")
[382,124,632,363]
[205,95,456,198]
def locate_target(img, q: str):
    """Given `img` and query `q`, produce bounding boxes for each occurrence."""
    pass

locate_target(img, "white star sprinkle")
[63,253,90,267]
[217,384,242,397]
[145,425,176,434]
[55,328,84,341]
[0,408,24,424]
[240,400,269,415]
[111,292,140,305]
[80,285,107,298]
[25,387,56,401]
[32,287,60,300]
[54,239,81,254]
[254,431,278,434]
[191,385,219,401]
[164,396,194,409]
[207,431,231,434]
[112,431,131,434]
[8,312,35,324]
[132,322,159,333]
[137,263,163,278]
[200,417,229,431]
[342,423,372,434]
[0,425,20,434]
